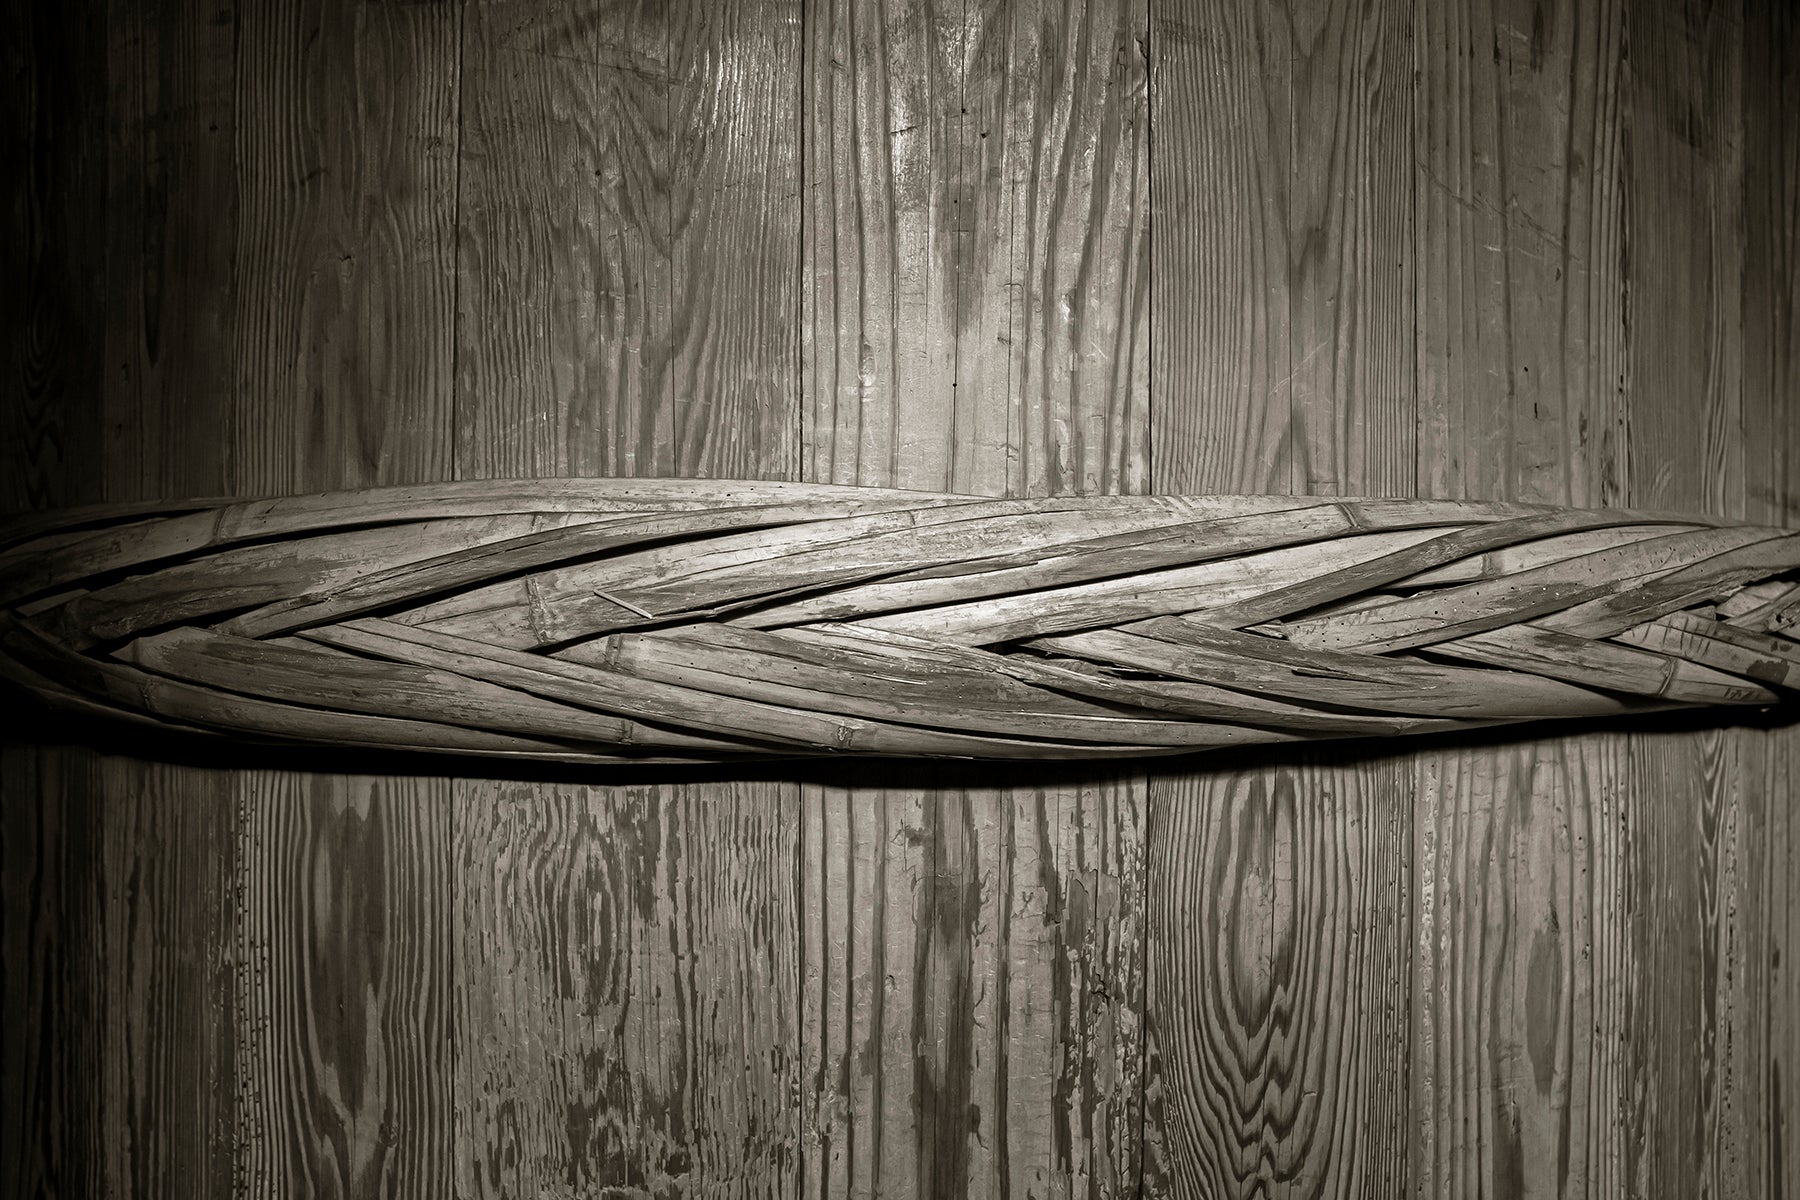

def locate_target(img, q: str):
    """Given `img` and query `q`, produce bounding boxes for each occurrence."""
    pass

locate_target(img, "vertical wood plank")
[1147,0,1294,493]
[1413,0,1632,510]
[234,773,453,1198]
[457,0,802,481]
[1411,736,1640,1197]
[0,748,106,1199]
[1618,5,1754,1195]
[1741,1,1800,1192]
[2,759,243,1200]
[6,7,247,1197]
[802,0,966,489]
[5,0,108,513]
[85,758,241,1199]
[1410,0,1638,1193]
[801,0,1153,1191]
[4,5,115,1190]
[1407,0,1784,1197]
[450,1,805,1192]
[102,0,239,503]
[230,0,460,493]
[1146,757,1414,1198]
[452,781,799,1197]
[224,5,463,1196]
[453,0,617,479]
[961,0,1153,496]
[1145,0,1418,1195]
[803,771,1150,1198]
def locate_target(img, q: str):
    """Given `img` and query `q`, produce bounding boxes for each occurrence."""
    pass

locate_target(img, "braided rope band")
[4,479,1797,764]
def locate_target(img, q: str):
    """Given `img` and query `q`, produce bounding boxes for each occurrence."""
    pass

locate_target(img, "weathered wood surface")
[3,2,1796,1200]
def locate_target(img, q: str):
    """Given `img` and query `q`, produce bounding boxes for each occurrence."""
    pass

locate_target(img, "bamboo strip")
[3,480,1796,762]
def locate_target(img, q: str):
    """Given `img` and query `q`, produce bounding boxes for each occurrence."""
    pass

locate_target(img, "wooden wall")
[3,0,1795,1196]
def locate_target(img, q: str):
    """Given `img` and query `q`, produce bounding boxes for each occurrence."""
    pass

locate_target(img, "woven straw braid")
[4,479,1798,764]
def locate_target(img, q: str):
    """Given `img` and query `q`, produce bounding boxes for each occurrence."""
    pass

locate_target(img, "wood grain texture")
[5,10,247,1198]
[450,1,806,1190]
[452,781,800,1197]
[5,1,107,514]
[1742,3,1800,1190]
[230,0,460,493]
[802,772,1148,1198]
[1405,1,1800,1197]
[233,773,452,1198]
[800,0,1153,1188]
[222,7,464,1197]
[0,752,240,1199]
[1409,0,1636,1182]
[1146,756,1413,1197]
[802,0,968,489]
[456,0,802,481]
[960,0,1153,496]
[1145,0,1419,1193]
[4,0,1799,1195]
[101,0,238,504]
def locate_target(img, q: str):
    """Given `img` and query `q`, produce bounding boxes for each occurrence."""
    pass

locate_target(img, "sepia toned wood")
[232,773,454,1198]
[457,0,801,481]
[193,5,468,1196]
[1147,756,1414,1197]
[1742,2,1800,1194]
[801,0,1152,1189]
[960,0,1153,497]
[229,0,460,493]
[101,0,237,504]
[1408,0,1642,1191]
[452,780,799,1196]
[5,10,248,1200]
[1144,0,1421,1194]
[1404,1,1800,1197]
[4,0,1798,1196]
[803,773,1149,1197]
[5,2,107,516]
[802,0,964,490]
[450,0,806,1191]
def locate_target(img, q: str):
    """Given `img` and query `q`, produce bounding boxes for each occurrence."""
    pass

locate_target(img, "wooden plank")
[1414,0,1631,510]
[1406,0,1794,1195]
[3,8,113,1189]
[1409,0,1637,1191]
[101,0,237,503]
[457,0,801,480]
[802,0,964,489]
[801,0,1153,1189]
[802,772,1149,1197]
[0,751,241,1200]
[1147,0,1293,493]
[4,7,248,1197]
[1144,0,1418,1194]
[1146,754,1413,1196]
[1410,736,1632,1196]
[1597,0,1752,1190]
[229,0,460,493]
[803,0,1150,494]
[450,0,806,1190]
[4,1,107,514]
[1741,1,1800,1193]
[0,747,104,1198]
[961,0,1153,496]
[233,772,453,1197]
[219,4,464,1196]
[452,780,799,1196]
